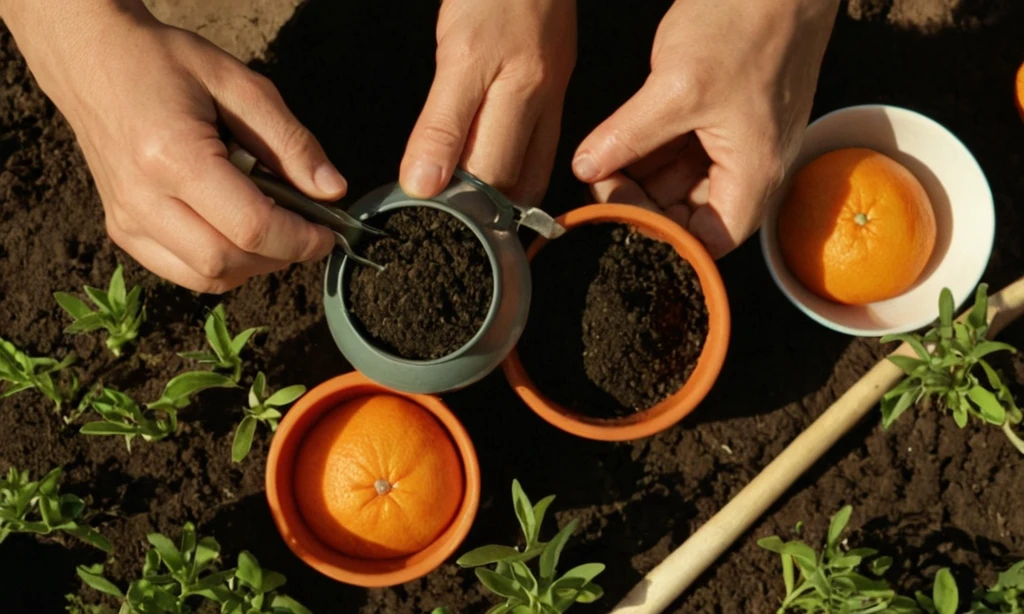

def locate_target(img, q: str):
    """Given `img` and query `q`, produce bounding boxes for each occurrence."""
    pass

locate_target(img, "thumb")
[214,71,347,201]
[573,78,693,183]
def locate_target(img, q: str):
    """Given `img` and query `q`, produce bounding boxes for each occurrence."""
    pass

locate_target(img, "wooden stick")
[611,276,1024,613]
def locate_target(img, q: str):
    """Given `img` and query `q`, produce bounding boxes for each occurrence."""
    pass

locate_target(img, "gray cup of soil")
[324,171,563,394]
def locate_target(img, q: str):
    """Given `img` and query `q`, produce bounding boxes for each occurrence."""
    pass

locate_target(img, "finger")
[693,154,784,259]
[588,172,659,213]
[176,142,336,263]
[110,230,242,295]
[213,70,348,201]
[506,103,564,207]
[461,76,545,191]
[639,142,712,208]
[625,134,691,180]
[400,63,488,198]
[120,192,293,284]
[573,78,694,183]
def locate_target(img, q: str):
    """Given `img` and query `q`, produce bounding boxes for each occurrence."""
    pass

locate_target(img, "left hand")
[573,0,840,258]
[399,0,577,207]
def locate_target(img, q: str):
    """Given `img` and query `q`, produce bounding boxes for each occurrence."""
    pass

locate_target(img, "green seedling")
[221,550,311,614]
[80,372,236,450]
[0,466,111,552]
[64,594,115,614]
[758,505,920,613]
[76,523,308,614]
[916,568,959,614]
[0,336,78,411]
[880,284,1024,454]
[54,264,146,358]
[967,560,1024,613]
[179,304,264,382]
[456,479,605,613]
[232,372,305,463]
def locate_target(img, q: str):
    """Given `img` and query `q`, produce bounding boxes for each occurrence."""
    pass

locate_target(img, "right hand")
[3,0,344,293]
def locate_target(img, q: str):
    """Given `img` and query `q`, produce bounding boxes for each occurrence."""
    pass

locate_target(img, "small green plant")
[758,505,920,613]
[76,523,308,614]
[232,372,305,463]
[54,264,146,358]
[0,466,111,552]
[968,560,1024,613]
[456,480,604,613]
[0,336,78,410]
[880,284,1024,454]
[179,304,264,383]
[64,593,114,614]
[80,372,236,450]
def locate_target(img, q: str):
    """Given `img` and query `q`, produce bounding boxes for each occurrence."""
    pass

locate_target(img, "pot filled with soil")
[324,171,564,394]
[503,204,730,441]
[265,371,481,588]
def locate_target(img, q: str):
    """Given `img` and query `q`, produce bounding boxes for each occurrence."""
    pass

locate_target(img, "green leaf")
[476,568,529,601]
[77,564,124,597]
[250,372,266,406]
[508,561,537,593]
[262,570,287,594]
[952,404,969,428]
[229,327,262,357]
[881,334,932,361]
[457,545,523,567]
[81,422,141,436]
[206,304,234,358]
[271,595,312,614]
[555,563,604,586]
[147,532,185,573]
[574,582,603,603]
[65,525,114,553]
[511,479,535,545]
[54,292,93,319]
[938,288,954,337]
[889,355,928,376]
[827,505,852,551]
[235,550,263,590]
[757,536,786,554]
[194,536,221,570]
[970,341,1015,360]
[84,286,113,314]
[108,265,127,310]
[967,386,1007,425]
[968,283,989,330]
[265,385,306,408]
[531,495,556,545]
[882,391,916,429]
[932,568,958,614]
[232,416,258,463]
[151,371,236,409]
[781,542,818,574]
[540,518,579,581]
[869,556,893,576]
[65,312,109,334]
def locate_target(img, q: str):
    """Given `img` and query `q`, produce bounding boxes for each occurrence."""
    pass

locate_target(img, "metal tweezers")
[228,147,388,271]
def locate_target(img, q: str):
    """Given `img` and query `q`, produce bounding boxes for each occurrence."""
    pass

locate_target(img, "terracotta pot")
[502,204,730,441]
[265,371,481,587]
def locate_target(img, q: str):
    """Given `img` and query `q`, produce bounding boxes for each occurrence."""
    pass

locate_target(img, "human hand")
[3,0,344,293]
[399,0,577,206]
[573,0,840,258]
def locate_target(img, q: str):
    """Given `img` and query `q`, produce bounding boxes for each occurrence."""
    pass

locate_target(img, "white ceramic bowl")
[760,104,994,336]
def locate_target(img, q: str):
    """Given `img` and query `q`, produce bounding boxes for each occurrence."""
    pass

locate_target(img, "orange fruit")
[1016,60,1024,122]
[293,394,464,559]
[777,147,936,305]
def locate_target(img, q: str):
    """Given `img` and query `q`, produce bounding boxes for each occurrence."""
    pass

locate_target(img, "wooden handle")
[612,276,1024,613]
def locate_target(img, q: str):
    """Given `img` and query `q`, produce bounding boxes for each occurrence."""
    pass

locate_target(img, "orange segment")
[1016,60,1024,122]
[777,147,936,305]
[293,394,464,559]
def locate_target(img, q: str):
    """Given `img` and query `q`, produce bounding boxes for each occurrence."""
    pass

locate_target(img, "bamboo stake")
[612,276,1024,614]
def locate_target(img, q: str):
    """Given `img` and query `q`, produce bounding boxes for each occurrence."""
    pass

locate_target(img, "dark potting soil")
[518,224,708,417]
[346,207,493,360]
[3,2,1024,613]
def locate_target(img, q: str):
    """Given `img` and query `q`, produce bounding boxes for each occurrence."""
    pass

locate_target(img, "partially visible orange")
[293,394,464,559]
[777,147,936,305]
[1016,60,1024,122]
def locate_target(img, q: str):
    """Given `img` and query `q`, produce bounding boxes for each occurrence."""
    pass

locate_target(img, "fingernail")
[314,163,348,196]
[572,153,599,182]
[405,160,443,197]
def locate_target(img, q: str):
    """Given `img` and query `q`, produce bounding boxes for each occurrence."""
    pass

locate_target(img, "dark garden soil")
[347,207,493,360]
[1,1,1023,613]
[518,224,708,417]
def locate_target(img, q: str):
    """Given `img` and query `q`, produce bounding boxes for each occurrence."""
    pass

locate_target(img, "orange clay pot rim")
[502,203,730,442]
[265,371,481,587]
